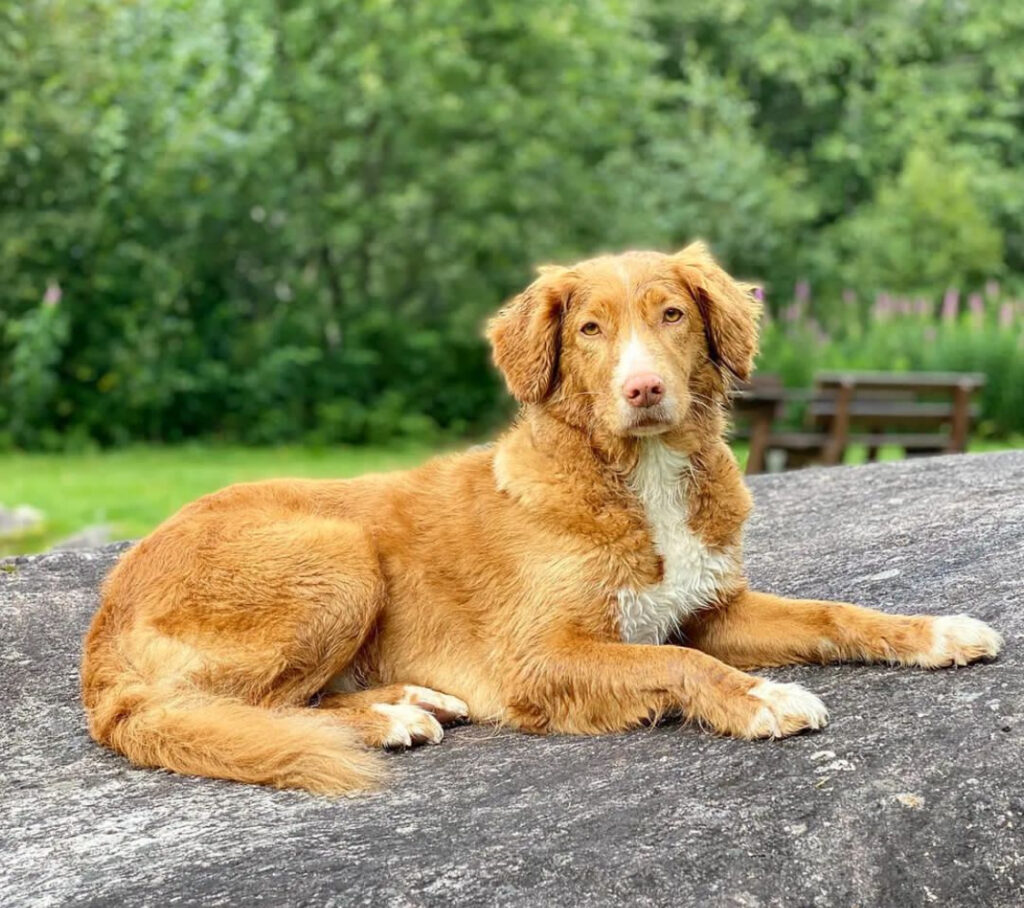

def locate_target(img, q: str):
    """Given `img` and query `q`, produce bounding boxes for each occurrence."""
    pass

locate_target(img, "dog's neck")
[493,405,749,553]
[493,408,704,514]
[520,405,717,475]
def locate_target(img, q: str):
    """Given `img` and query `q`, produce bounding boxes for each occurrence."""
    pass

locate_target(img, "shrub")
[2,0,1022,448]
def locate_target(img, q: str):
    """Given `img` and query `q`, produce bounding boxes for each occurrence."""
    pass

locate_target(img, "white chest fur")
[617,442,737,645]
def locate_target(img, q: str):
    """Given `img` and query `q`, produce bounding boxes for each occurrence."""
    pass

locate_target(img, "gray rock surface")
[2,451,1022,907]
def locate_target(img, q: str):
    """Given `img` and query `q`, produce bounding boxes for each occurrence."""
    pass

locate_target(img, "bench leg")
[950,385,971,453]
[821,381,852,466]
[866,424,880,462]
[746,414,771,475]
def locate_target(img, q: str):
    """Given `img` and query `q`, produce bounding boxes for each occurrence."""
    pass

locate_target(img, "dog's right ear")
[486,267,575,404]
[672,242,761,382]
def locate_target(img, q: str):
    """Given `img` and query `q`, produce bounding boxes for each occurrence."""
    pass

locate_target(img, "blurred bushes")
[822,145,1004,295]
[1,0,1022,448]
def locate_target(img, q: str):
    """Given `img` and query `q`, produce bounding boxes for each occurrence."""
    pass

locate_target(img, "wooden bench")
[731,371,985,473]
[729,374,787,474]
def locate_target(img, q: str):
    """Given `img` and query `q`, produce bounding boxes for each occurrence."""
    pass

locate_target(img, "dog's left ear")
[672,242,762,382]
[486,266,575,404]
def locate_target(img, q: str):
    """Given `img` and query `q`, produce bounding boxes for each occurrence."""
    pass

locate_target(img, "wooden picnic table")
[732,371,986,474]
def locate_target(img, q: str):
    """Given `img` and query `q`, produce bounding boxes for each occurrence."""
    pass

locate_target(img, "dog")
[81,243,1003,794]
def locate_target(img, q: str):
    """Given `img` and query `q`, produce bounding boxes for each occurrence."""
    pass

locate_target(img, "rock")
[51,524,113,551]
[1,452,1022,906]
[0,503,44,539]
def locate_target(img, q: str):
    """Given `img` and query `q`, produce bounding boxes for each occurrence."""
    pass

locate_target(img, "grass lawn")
[0,443,440,556]
[2,437,1020,556]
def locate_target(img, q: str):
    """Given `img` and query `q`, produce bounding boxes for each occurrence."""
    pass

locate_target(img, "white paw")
[400,685,470,723]
[372,703,444,748]
[919,615,1003,668]
[747,680,829,739]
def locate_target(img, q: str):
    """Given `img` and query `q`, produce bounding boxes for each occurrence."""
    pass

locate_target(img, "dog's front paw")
[399,685,470,725]
[371,704,444,748]
[917,615,1003,668]
[745,680,829,739]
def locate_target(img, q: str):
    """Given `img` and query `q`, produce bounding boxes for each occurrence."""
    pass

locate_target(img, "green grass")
[0,443,441,556]
[1,437,1020,556]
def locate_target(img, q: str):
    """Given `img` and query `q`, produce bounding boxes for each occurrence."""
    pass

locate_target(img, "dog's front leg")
[682,589,1003,670]
[505,634,828,740]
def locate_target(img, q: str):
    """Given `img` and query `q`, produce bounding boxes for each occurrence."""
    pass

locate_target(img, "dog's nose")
[623,373,665,408]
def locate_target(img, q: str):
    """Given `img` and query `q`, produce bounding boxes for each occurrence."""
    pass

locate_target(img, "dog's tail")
[83,678,381,795]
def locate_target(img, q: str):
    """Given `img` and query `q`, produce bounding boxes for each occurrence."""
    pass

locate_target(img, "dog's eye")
[663,307,684,324]
[580,322,601,336]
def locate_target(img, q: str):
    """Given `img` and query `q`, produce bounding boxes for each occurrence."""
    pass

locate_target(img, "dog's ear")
[487,266,575,404]
[673,242,762,382]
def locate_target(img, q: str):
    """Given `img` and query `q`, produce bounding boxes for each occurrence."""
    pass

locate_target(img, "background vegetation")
[2,0,1023,452]
[8,433,1022,556]
[0,444,435,555]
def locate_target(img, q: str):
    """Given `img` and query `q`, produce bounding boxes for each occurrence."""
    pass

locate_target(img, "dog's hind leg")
[316,685,470,749]
[84,515,393,793]
[681,589,1003,670]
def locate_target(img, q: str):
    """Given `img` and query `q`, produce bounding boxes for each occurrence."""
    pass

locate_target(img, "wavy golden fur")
[81,243,1002,794]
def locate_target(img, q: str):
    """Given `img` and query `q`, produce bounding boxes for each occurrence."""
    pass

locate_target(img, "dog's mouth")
[620,404,675,437]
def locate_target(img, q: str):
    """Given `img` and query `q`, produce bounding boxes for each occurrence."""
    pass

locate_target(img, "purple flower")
[42,281,62,308]
[808,319,829,346]
[873,293,892,319]
[985,279,1000,300]
[999,302,1016,329]
[968,293,984,317]
[942,288,959,321]
[794,280,811,304]
[914,297,931,316]
[751,286,765,302]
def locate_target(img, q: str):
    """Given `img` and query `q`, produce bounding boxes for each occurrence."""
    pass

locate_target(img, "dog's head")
[487,243,761,442]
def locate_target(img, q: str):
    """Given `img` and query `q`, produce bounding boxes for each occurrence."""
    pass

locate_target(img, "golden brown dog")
[81,243,1003,794]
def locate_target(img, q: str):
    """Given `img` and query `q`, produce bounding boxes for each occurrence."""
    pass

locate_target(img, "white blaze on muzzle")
[613,331,658,393]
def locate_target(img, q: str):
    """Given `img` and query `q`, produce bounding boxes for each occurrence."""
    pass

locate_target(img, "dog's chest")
[616,444,736,645]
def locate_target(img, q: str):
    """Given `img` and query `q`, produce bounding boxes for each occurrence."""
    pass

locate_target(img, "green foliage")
[0,442,438,555]
[1,0,1022,448]
[1,291,70,449]
[822,145,1003,295]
